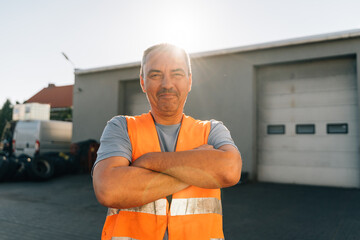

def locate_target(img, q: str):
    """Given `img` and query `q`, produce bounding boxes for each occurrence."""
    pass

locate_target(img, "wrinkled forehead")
[145,48,189,71]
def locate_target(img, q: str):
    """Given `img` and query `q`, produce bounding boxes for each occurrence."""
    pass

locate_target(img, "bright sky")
[1,0,360,107]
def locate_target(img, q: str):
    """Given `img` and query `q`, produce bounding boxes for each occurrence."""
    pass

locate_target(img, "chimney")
[48,83,56,88]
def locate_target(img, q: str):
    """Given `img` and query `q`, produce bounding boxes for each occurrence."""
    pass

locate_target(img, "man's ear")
[140,75,146,93]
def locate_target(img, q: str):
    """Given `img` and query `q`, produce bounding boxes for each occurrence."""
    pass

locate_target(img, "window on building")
[267,125,285,134]
[327,123,348,134]
[296,124,315,134]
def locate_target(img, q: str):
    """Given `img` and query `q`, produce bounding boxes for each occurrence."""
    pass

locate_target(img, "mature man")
[93,43,242,240]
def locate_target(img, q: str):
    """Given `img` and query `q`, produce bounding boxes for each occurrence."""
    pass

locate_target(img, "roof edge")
[75,29,360,75]
[75,61,140,75]
[191,28,360,59]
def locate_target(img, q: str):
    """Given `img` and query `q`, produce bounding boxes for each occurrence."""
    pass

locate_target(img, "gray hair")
[140,43,192,78]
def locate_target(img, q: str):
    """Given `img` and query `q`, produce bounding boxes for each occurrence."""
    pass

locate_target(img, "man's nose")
[161,74,173,89]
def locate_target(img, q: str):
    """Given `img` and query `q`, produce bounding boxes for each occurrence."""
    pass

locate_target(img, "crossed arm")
[93,144,241,209]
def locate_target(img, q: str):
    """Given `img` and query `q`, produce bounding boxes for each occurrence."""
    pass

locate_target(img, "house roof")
[26,84,73,108]
[75,28,360,75]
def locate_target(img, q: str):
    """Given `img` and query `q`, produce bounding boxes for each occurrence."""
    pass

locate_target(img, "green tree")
[0,99,13,136]
[50,108,72,121]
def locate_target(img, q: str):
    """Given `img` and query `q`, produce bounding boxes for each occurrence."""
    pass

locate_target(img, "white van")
[13,120,72,158]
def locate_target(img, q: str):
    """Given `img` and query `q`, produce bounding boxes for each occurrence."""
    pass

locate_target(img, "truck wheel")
[0,153,9,181]
[24,155,54,181]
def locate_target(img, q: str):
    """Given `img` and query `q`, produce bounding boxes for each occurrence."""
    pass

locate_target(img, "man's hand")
[131,144,241,189]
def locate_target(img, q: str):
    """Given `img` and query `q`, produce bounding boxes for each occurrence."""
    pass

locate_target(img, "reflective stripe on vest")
[107,199,167,217]
[101,113,224,240]
[111,238,139,240]
[170,198,222,216]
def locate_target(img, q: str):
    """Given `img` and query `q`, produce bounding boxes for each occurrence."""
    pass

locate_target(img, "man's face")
[140,49,192,117]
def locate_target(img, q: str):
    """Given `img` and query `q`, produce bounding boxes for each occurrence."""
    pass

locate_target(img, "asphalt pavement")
[0,174,359,240]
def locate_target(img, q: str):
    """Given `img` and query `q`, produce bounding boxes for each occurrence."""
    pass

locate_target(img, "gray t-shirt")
[94,115,238,240]
[95,115,237,165]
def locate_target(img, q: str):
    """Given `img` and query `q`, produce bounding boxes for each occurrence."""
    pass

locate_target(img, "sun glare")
[149,2,203,53]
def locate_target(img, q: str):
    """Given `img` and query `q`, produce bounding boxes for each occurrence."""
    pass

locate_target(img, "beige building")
[74,29,360,188]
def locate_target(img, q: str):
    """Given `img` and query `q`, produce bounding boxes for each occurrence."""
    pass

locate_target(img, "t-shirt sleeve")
[94,116,133,167]
[208,119,238,150]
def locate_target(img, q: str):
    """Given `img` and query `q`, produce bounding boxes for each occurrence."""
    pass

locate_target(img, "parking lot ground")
[0,174,359,240]
[0,174,106,240]
[223,182,360,240]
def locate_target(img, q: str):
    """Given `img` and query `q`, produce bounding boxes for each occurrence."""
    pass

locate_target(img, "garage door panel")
[260,105,358,122]
[258,57,355,82]
[262,74,356,96]
[260,89,357,109]
[259,150,359,169]
[258,165,359,188]
[259,135,358,152]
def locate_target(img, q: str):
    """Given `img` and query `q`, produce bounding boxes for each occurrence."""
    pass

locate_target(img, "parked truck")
[0,120,73,181]
[13,120,72,158]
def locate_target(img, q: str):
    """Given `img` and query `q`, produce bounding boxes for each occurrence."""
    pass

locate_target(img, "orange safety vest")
[102,113,224,240]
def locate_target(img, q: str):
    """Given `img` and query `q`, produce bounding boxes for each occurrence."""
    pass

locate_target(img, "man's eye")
[174,73,184,77]
[150,74,161,78]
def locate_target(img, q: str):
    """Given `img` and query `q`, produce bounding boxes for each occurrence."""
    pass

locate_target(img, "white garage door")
[257,57,359,188]
[123,80,150,116]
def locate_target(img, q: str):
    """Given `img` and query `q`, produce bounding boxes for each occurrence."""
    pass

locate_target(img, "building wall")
[73,67,140,142]
[74,36,360,182]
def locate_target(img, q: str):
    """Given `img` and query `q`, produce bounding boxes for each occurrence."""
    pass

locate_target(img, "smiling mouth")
[157,90,179,98]
[158,93,177,99]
